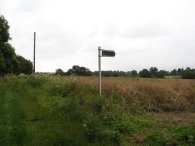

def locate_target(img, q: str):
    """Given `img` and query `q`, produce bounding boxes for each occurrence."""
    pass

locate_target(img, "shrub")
[48,79,77,97]
[27,74,48,87]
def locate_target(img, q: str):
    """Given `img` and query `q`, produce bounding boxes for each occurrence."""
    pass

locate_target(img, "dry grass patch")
[71,77,195,112]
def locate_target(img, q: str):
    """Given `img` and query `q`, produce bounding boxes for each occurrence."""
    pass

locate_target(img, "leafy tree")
[66,65,92,76]
[178,68,184,75]
[0,15,32,75]
[16,55,33,74]
[156,70,168,78]
[131,70,137,77]
[149,67,158,77]
[0,43,19,75]
[0,15,10,44]
[139,69,151,78]
[171,69,177,76]
[72,65,80,73]
[0,51,6,74]
[66,68,74,75]
[55,68,64,76]
[181,67,195,79]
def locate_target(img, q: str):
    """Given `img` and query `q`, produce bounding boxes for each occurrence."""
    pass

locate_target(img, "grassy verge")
[0,74,194,145]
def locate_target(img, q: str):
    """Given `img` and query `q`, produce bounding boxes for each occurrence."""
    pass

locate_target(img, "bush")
[85,113,121,144]
[27,74,48,87]
[48,79,77,97]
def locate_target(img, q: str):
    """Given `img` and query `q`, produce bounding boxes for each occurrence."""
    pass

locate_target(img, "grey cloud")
[14,0,45,13]
[36,25,85,60]
[103,25,121,38]
[2,0,195,72]
[156,30,195,57]
[100,23,171,40]
[120,24,171,39]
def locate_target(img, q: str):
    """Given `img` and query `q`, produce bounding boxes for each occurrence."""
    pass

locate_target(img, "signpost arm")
[98,46,102,96]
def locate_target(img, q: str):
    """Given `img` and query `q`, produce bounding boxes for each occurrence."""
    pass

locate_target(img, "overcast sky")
[1,0,195,72]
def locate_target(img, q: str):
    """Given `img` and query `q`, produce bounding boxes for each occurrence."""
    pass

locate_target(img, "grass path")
[0,89,31,146]
[19,88,87,146]
[0,79,89,146]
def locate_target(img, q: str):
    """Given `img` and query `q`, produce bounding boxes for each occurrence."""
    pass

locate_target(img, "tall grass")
[74,77,195,112]
[0,74,194,145]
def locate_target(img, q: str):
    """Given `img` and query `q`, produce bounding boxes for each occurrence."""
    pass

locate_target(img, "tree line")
[0,15,33,75]
[56,66,195,79]
[56,65,93,76]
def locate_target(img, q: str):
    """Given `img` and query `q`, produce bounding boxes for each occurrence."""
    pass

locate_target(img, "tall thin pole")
[98,46,102,96]
[33,32,36,73]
